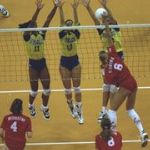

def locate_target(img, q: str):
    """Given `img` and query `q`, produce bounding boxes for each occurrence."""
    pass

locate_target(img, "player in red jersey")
[95,116,122,150]
[98,19,148,147]
[0,98,32,150]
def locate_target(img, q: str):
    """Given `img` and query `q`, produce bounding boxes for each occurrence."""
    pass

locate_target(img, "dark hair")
[65,19,73,26]
[10,98,23,115]
[99,50,107,62]
[100,116,112,141]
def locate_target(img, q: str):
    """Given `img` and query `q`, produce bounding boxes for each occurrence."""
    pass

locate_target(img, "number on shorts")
[107,137,115,147]
[10,121,17,132]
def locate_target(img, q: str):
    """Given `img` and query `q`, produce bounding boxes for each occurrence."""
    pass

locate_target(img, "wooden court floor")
[0,0,150,150]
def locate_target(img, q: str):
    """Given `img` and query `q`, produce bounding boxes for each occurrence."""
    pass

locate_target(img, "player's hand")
[35,0,44,10]
[81,0,90,8]
[71,0,80,9]
[55,0,65,7]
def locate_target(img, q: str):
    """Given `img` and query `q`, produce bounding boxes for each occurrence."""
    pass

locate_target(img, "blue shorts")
[29,58,47,72]
[60,55,79,71]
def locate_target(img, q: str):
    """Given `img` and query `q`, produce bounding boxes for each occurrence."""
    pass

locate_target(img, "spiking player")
[18,0,59,120]
[99,18,149,147]
[0,98,32,150]
[58,0,84,124]
[0,4,9,17]
[95,116,122,150]
[82,0,124,122]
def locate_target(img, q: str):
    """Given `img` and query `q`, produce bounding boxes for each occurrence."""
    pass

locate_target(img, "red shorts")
[6,141,25,150]
[120,76,137,92]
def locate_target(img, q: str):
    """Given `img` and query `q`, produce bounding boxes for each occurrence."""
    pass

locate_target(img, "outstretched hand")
[81,0,90,7]
[54,0,65,7]
[71,0,80,9]
[35,0,44,10]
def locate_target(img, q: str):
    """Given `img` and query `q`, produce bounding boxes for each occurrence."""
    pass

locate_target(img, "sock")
[127,109,144,135]
[41,104,49,111]
[102,106,108,114]
[108,109,117,130]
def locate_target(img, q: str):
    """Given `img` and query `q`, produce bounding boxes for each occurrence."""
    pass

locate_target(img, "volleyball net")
[0,24,150,83]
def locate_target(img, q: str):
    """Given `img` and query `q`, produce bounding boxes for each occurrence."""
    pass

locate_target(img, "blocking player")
[0,98,32,150]
[82,0,124,122]
[58,0,84,124]
[18,0,59,119]
[99,19,148,147]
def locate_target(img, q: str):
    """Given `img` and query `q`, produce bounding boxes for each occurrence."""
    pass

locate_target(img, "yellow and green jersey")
[59,23,80,57]
[24,32,45,60]
[98,27,123,52]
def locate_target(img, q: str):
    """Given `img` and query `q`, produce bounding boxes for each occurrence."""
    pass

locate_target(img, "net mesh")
[0,24,150,83]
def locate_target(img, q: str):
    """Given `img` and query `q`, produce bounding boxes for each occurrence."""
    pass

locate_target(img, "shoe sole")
[141,134,148,147]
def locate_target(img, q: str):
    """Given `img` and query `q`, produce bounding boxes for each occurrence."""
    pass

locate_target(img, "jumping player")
[18,0,59,119]
[0,4,9,17]
[82,0,124,122]
[95,116,122,150]
[99,19,149,147]
[0,98,32,150]
[58,0,84,124]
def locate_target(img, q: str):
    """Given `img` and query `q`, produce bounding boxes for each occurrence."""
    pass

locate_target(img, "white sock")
[108,109,117,130]
[102,106,107,114]
[41,104,49,111]
[127,109,144,135]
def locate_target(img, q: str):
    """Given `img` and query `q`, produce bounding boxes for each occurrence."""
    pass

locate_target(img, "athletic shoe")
[76,111,84,124]
[97,111,107,123]
[41,106,50,120]
[28,105,36,117]
[0,5,9,17]
[141,132,148,147]
[67,102,76,118]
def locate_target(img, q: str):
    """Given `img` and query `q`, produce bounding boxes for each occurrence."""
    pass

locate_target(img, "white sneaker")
[0,5,9,17]
[97,111,107,123]
[67,103,76,118]
[76,111,84,124]
[40,106,50,120]
[28,104,36,117]
[140,132,148,147]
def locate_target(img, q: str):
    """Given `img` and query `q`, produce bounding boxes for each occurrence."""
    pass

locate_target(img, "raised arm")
[58,1,65,25]
[71,0,80,24]
[98,0,117,24]
[43,0,59,28]
[82,0,100,25]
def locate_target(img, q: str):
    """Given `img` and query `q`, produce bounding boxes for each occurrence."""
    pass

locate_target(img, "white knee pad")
[65,88,72,95]
[30,90,38,97]
[74,86,81,94]
[103,84,110,92]
[110,84,118,94]
[43,89,51,96]
[127,109,140,124]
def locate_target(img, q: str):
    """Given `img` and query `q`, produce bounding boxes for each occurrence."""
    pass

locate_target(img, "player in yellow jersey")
[18,0,59,120]
[58,0,84,124]
[82,0,124,122]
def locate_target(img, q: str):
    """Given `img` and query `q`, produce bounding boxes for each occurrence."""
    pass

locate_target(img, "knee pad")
[103,84,110,92]
[110,84,118,94]
[43,89,51,96]
[30,90,38,97]
[74,86,81,94]
[65,88,72,95]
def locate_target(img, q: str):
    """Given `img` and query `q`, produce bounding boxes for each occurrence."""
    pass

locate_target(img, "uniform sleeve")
[72,30,80,39]
[95,135,101,150]
[59,30,67,39]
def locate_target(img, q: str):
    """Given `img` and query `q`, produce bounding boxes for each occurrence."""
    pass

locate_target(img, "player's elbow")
[26,131,32,138]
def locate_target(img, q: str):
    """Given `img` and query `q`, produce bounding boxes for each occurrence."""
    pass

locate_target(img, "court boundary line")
[0,139,150,146]
[0,86,150,94]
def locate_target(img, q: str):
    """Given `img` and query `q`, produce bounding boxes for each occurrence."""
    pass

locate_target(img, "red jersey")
[104,45,137,92]
[95,131,122,150]
[1,113,32,150]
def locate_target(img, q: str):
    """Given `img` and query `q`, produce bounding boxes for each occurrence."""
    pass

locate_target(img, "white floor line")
[0,86,150,94]
[0,139,150,146]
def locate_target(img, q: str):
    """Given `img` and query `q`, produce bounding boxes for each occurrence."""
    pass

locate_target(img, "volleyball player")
[58,0,84,124]
[0,98,32,150]
[82,0,124,122]
[95,116,122,150]
[99,19,149,147]
[19,0,59,119]
[0,4,9,17]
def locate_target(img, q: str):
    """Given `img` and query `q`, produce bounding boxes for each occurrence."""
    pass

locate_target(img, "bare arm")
[98,0,117,24]
[82,0,100,25]
[58,1,65,25]
[26,131,32,138]
[72,0,80,24]
[0,128,4,142]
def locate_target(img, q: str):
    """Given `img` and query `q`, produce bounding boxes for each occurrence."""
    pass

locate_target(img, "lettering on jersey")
[107,137,115,147]
[29,39,44,46]
[64,36,76,44]
[8,116,25,122]
[108,57,114,73]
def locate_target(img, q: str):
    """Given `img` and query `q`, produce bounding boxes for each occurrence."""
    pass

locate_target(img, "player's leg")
[59,65,75,118]
[28,67,39,117]
[40,66,50,120]
[108,87,129,130]
[126,89,148,147]
[72,64,84,124]
[0,4,9,17]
